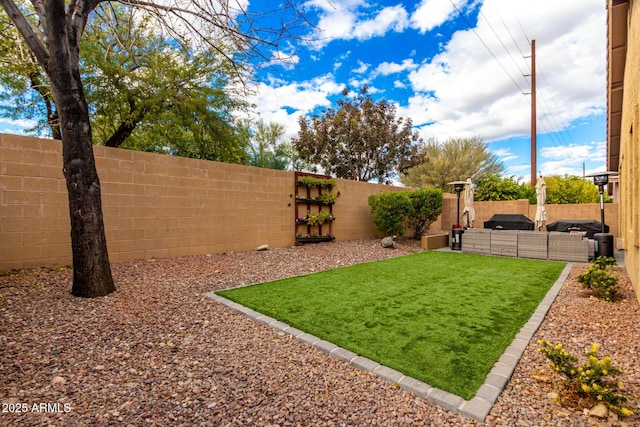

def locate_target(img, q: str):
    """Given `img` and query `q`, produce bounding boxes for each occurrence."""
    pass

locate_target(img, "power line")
[448,0,529,96]
[477,8,530,80]
[498,12,528,58]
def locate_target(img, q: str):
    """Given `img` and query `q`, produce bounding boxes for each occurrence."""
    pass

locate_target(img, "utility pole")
[530,39,537,187]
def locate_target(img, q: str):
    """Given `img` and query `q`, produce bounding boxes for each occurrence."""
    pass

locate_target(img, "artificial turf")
[216,251,566,399]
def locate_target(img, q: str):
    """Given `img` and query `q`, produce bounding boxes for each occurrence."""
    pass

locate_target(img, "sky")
[0,0,608,184]
[245,0,608,183]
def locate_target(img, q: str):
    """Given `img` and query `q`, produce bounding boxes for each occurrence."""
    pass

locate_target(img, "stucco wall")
[618,0,640,297]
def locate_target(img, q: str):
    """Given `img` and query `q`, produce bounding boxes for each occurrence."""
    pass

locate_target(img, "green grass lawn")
[216,251,566,399]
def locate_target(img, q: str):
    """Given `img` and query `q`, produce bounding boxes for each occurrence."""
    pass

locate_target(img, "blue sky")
[247,0,608,182]
[0,0,607,183]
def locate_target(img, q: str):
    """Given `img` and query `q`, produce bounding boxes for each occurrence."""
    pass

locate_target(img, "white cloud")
[307,0,410,48]
[538,141,606,177]
[405,0,605,144]
[375,58,418,76]
[352,60,370,74]
[492,147,518,163]
[248,75,343,139]
[410,0,465,33]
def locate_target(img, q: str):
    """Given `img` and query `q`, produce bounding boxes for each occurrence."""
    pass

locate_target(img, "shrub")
[538,340,633,417]
[368,192,411,236]
[576,257,619,302]
[592,256,617,270]
[406,188,443,239]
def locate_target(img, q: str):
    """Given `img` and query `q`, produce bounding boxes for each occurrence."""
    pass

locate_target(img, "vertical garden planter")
[294,172,337,244]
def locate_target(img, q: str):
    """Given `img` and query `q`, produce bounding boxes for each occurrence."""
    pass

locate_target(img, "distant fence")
[0,133,618,268]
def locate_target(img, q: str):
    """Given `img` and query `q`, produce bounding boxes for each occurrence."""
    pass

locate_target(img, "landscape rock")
[381,235,396,248]
[256,244,269,251]
[589,403,609,418]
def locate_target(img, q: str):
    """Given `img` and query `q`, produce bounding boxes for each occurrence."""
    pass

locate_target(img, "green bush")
[538,340,633,417]
[368,192,411,236]
[576,257,619,302]
[406,188,443,239]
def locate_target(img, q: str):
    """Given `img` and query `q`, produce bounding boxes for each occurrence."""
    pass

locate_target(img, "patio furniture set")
[462,229,594,263]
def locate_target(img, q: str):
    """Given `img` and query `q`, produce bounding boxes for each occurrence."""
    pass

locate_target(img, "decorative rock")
[589,403,609,418]
[51,376,66,391]
[381,235,396,248]
[256,244,269,251]
[51,376,66,385]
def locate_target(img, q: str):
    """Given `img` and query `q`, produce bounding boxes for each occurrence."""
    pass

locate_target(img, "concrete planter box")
[421,233,449,250]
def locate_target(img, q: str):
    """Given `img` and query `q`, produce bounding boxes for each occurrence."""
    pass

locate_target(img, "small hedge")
[368,188,443,238]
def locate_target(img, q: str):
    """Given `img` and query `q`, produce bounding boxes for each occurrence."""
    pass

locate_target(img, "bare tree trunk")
[45,4,114,297]
[58,90,115,297]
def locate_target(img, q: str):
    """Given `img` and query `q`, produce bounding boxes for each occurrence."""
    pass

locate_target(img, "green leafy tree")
[475,174,535,202]
[406,188,443,239]
[401,136,504,190]
[545,175,607,204]
[0,10,61,138]
[83,6,251,162]
[248,120,290,169]
[0,0,305,297]
[2,5,252,163]
[293,87,424,184]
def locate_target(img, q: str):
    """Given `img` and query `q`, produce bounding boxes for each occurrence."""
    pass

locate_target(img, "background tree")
[248,120,288,169]
[475,174,535,203]
[83,5,251,162]
[401,136,504,190]
[293,87,424,184]
[544,175,607,204]
[0,0,305,297]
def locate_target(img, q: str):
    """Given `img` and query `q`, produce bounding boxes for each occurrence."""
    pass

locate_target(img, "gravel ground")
[1,238,639,426]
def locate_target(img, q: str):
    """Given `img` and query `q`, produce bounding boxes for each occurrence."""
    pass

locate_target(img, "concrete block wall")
[0,133,621,268]
[0,134,411,268]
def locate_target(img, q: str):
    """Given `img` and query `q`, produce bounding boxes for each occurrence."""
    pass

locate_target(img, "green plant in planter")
[299,176,336,188]
[305,210,334,225]
[317,190,338,204]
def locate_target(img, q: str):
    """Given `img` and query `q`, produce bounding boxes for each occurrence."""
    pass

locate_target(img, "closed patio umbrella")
[535,176,547,230]
[462,178,475,228]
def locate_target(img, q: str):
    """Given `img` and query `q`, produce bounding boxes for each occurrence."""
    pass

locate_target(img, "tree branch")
[0,0,49,66]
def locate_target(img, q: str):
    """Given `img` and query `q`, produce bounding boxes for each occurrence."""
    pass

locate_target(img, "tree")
[248,120,288,169]
[82,5,251,162]
[2,5,253,163]
[0,0,305,297]
[0,10,61,139]
[544,175,605,204]
[475,174,535,203]
[401,136,504,190]
[293,87,424,184]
